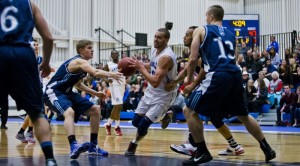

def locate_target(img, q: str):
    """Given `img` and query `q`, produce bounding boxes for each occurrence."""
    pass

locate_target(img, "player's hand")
[95,91,106,99]
[165,81,177,92]
[128,56,143,70]
[39,62,51,78]
[183,84,194,95]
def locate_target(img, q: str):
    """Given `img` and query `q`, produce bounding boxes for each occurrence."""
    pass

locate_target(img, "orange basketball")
[118,57,137,76]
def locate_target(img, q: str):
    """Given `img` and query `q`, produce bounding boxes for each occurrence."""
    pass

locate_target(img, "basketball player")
[124,28,178,156]
[167,26,244,157]
[182,5,276,165]
[44,40,123,159]
[103,50,126,136]
[0,0,57,165]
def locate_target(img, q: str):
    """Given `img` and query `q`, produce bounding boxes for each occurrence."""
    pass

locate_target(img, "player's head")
[111,49,119,61]
[154,28,170,49]
[76,40,93,59]
[206,5,224,24]
[32,38,39,56]
[183,26,198,47]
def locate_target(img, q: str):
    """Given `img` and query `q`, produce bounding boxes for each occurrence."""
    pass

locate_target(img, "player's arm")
[183,66,206,94]
[31,1,53,78]
[186,27,205,84]
[75,80,105,99]
[143,63,151,70]
[137,56,173,88]
[69,59,122,81]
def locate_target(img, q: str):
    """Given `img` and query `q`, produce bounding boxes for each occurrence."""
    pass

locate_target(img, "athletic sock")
[18,128,25,134]
[27,127,33,132]
[68,135,76,145]
[40,141,55,160]
[259,138,271,150]
[107,118,113,125]
[115,120,120,128]
[90,133,98,144]
[227,136,238,148]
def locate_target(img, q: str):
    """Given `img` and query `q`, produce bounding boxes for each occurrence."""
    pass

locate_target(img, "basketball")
[118,57,137,76]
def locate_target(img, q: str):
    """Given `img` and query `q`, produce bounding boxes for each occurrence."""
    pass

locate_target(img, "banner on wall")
[223,14,259,49]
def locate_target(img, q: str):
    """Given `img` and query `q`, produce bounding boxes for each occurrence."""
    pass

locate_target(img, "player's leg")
[0,98,8,129]
[86,104,108,156]
[25,118,36,143]
[232,72,275,162]
[16,115,30,143]
[112,104,123,136]
[210,116,244,156]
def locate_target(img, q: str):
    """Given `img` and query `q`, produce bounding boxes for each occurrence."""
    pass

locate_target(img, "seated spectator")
[259,50,268,67]
[245,79,257,112]
[268,47,281,69]
[236,54,246,69]
[278,59,292,85]
[254,71,270,88]
[242,71,250,88]
[245,49,254,70]
[249,52,263,81]
[293,86,300,127]
[248,78,269,116]
[276,84,297,126]
[167,90,186,123]
[268,71,283,106]
[292,67,300,89]
[266,59,277,78]
[284,49,292,65]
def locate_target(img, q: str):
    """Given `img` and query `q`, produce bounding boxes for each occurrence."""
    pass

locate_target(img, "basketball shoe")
[261,146,276,162]
[88,141,108,156]
[104,123,111,135]
[16,133,28,143]
[218,145,245,156]
[182,149,213,165]
[25,131,36,143]
[114,127,123,136]
[125,141,138,156]
[46,159,57,166]
[170,143,196,156]
[69,141,90,159]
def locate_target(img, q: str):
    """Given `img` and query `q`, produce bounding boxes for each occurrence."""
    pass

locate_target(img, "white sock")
[132,139,138,144]
[107,118,113,125]
[115,120,120,128]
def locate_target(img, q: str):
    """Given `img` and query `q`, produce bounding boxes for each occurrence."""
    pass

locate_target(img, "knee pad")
[188,132,196,147]
[137,117,153,136]
[210,116,224,129]
[132,114,143,128]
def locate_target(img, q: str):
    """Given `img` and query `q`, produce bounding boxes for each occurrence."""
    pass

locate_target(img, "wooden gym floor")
[0,120,300,166]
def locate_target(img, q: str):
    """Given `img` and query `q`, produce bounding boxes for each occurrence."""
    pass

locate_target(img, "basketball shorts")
[0,45,43,114]
[109,83,125,105]
[186,71,248,118]
[44,91,94,122]
[135,92,176,123]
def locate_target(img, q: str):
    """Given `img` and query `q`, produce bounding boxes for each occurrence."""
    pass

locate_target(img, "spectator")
[267,36,279,53]
[167,90,186,123]
[276,84,297,126]
[245,79,257,112]
[254,71,270,88]
[284,49,292,65]
[249,52,263,81]
[236,54,247,69]
[266,59,277,78]
[242,71,250,88]
[278,59,292,85]
[245,50,254,70]
[259,50,269,67]
[268,71,283,106]
[248,78,269,116]
[268,47,281,69]
[239,42,248,58]
[293,86,300,127]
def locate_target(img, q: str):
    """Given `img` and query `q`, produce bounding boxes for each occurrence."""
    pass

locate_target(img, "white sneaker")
[218,145,245,156]
[170,143,196,156]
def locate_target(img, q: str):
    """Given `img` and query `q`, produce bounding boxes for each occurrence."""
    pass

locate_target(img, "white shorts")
[109,83,125,105]
[135,97,172,123]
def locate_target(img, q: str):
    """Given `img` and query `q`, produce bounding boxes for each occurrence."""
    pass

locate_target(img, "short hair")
[188,26,198,30]
[111,49,119,55]
[271,71,279,78]
[76,40,92,54]
[157,28,170,39]
[32,38,37,42]
[208,5,224,21]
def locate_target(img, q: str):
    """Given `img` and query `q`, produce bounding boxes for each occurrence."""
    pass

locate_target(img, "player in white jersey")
[103,50,126,136]
[124,28,177,156]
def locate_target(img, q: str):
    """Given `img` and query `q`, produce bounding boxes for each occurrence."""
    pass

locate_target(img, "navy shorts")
[44,91,94,122]
[186,71,248,118]
[0,45,43,115]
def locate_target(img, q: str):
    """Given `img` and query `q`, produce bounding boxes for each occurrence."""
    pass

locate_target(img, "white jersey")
[107,61,126,105]
[143,46,178,105]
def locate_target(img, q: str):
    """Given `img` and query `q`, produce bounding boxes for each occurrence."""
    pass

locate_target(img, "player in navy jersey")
[0,0,56,165]
[182,5,276,165]
[44,40,122,159]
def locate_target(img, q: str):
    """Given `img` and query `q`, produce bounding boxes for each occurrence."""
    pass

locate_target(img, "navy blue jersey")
[0,0,34,45]
[200,25,239,72]
[45,55,87,94]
